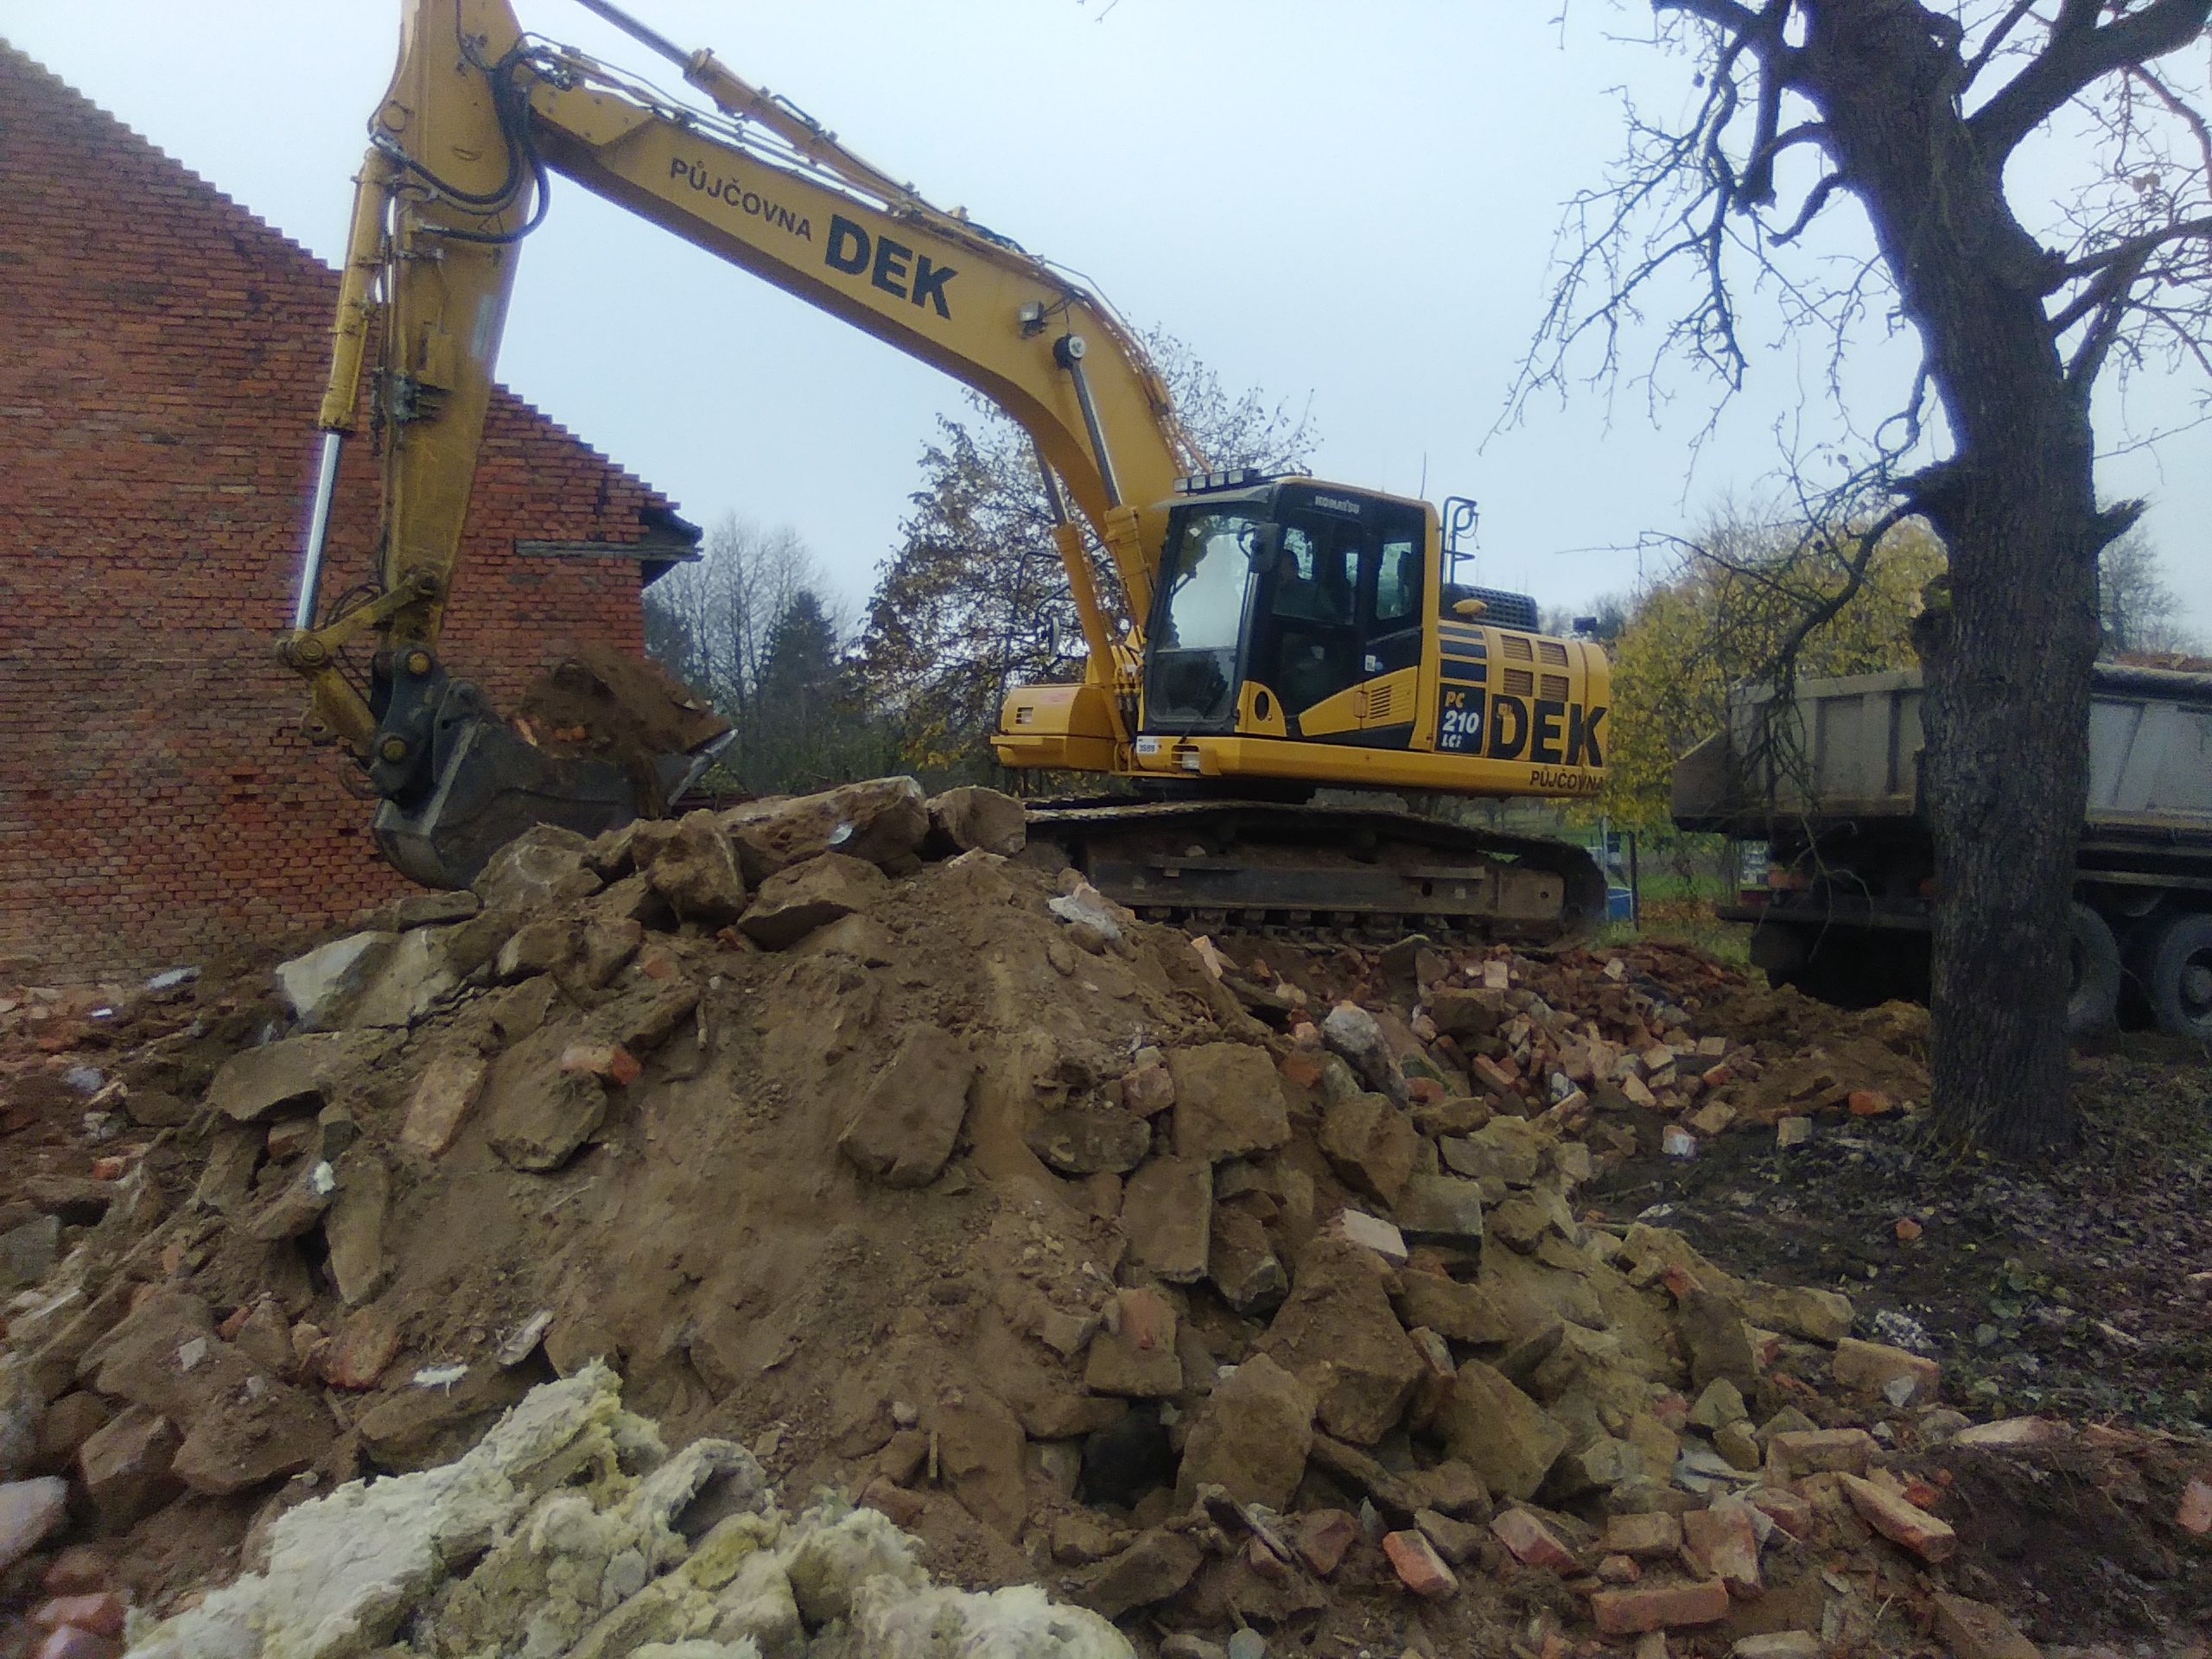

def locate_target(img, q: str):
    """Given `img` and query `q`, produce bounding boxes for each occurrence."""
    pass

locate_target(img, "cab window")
[1272,526,1358,626]
[1375,535,1421,626]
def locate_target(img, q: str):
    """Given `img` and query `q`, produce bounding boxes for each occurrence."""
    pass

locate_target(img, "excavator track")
[1025,798,1607,944]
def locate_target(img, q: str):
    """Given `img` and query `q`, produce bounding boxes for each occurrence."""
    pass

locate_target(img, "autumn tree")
[1603,505,1946,826]
[1522,2,2212,1154]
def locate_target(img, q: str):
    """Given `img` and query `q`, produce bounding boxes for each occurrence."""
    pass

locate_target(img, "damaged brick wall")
[0,47,687,982]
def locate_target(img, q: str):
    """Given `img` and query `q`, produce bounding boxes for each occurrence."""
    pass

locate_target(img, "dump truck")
[1671,663,2212,1038]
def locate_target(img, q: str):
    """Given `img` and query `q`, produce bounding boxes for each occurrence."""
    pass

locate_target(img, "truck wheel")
[2065,902,2121,1039]
[2143,911,2212,1039]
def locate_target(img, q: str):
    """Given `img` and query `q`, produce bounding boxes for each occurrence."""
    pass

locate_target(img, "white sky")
[8,1,2208,634]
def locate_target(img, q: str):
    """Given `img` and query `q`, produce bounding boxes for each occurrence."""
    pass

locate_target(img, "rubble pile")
[0,775,2207,1657]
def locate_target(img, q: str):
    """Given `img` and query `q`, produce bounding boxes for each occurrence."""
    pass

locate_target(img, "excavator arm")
[280,0,1199,885]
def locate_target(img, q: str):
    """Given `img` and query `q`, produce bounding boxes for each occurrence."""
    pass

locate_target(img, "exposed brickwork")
[0,48,683,982]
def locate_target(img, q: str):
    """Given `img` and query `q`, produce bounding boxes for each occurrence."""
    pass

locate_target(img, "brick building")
[0,47,695,982]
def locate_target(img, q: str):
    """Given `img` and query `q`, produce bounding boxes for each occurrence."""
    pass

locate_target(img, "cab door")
[1354,516,1425,744]
[1249,519,1364,737]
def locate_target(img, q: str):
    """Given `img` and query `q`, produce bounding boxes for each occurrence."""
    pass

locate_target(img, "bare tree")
[1516,2,2211,1154]
[642,514,826,722]
[2098,524,2205,652]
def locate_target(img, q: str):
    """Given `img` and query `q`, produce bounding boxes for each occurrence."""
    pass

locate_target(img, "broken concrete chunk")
[629,808,747,923]
[1074,1527,1204,1618]
[1320,1001,1402,1100]
[276,932,397,1032]
[483,1027,611,1173]
[1120,1156,1212,1284]
[205,1032,385,1124]
[1391,1268,1510,1344]
[1084,1288,1183,1398]
[738,850,883,948]
[75,1407,181,1530]
[1174,1351,1314,1511]
[1832,1337,1940,1406]
[1736,1281,1854,1345]
[340,926,463,1028]
[1424,987,1503,1039]
[1440,1116,1544,1186]
[241,1159,339,1242]
[0,1477,70,1573]
[836,1027,977,1188]
[721,776,929,882]
[1256,1236,1423,1446]
[86,1291,327,1495]
[1208,1203,1287,1313]
[1027,1107,1153,1177]
[1168,1044,1292,1163]
[473,823,601,912]
[1677,1287,1758,1397]
[1329,1207,1408,1264]
[1603,1510,1682,1559]
[1434,1360,1568,1503]
[1392,1174,1485,1243]
[400,1053,488,1158]
[324,1150,391,1307]
[925,785,1027,857]
[1318,1092,1420,1205]
[495,918,578,982]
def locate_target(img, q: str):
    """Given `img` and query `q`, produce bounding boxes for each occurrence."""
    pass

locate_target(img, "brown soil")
[513,640,728,810]
[5,822,2211,1656]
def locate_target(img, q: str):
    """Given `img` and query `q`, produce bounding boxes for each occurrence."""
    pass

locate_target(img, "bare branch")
[1653,0,1763,32]
[1743,120,1830,207]
[2051,214,2212,284]
[1972,0,2212,159]
[1771,169,1847,243]
[1961,0,2043,92]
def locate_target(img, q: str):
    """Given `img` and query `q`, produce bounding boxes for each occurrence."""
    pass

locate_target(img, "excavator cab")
[1145,480,1426,745]
[1112,473,1610,802]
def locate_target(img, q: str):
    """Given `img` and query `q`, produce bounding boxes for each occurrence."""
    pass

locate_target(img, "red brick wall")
[0,48,683,982]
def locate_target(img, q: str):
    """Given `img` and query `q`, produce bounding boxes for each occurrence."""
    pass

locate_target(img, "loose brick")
[1382,1529,1459,1599]
[1491,1507,1577,1572]
[1681,1499,1761,1598]
[1592,1578,1732,1636]
[1841,1472,1955,1561]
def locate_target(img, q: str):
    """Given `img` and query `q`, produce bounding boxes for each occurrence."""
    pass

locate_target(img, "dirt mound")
[3,782,2209,1657]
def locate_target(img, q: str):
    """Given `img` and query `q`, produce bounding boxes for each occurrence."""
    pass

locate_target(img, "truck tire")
[2142,911,2212,1039]
[2065,902,2121,1039]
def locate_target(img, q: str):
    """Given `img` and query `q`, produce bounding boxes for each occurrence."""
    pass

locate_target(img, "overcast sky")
[8,1,2207,636]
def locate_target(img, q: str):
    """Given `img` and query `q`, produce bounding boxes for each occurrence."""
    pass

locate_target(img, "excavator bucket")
[373,645,732,889]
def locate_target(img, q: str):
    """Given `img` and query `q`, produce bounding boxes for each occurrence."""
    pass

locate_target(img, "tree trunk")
[1803,4,2105,1153]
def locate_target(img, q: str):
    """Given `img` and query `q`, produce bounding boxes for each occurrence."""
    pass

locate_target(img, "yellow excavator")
[280,0,1611,936]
